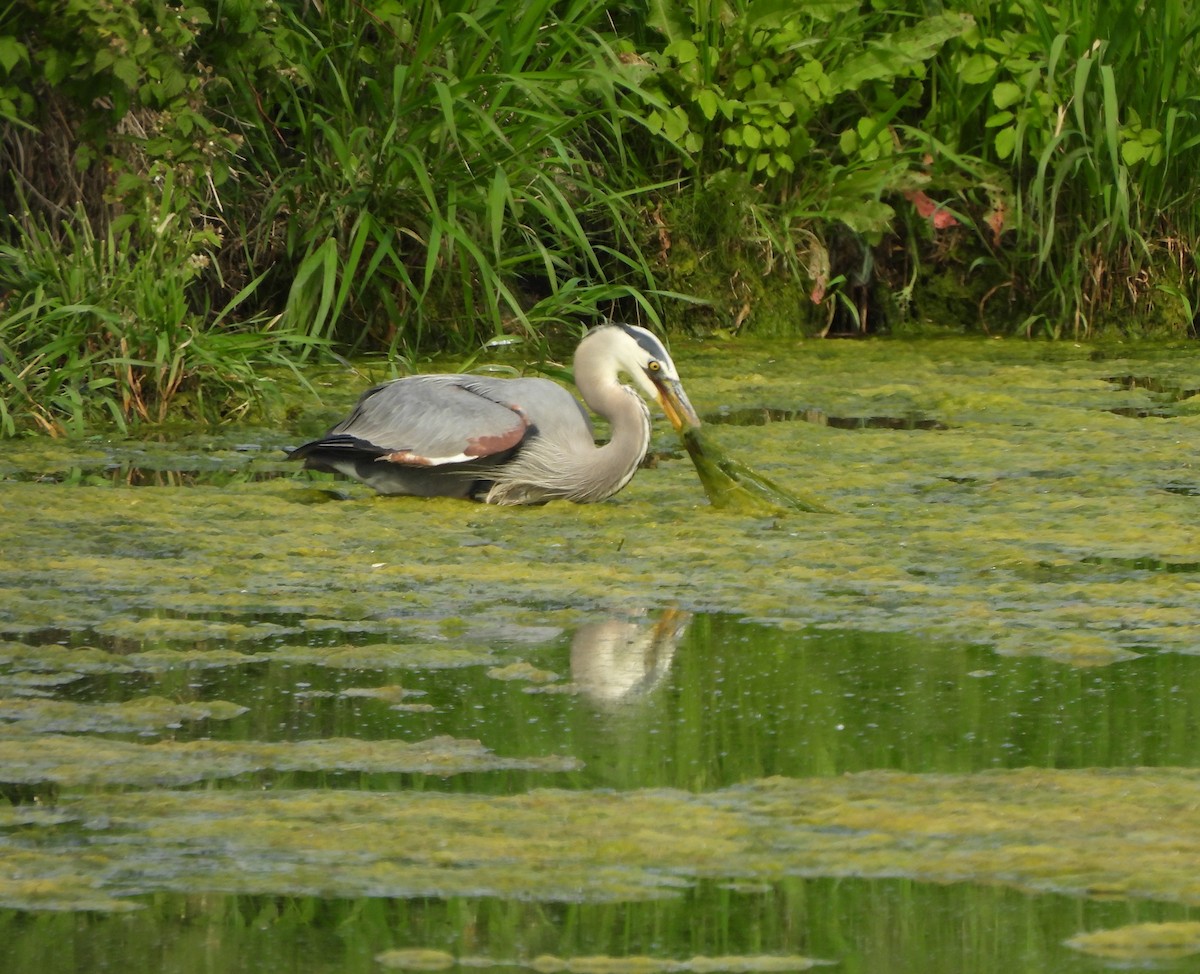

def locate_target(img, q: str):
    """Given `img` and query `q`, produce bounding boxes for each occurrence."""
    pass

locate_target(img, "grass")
[2,0,1199,435]
[224,0,679,354]
[0,179,322,436]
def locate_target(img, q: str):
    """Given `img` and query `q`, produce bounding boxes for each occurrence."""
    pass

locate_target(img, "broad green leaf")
[743,0,856,30]
[1121,140,1151,165]
[696,88,719,121]
[992,82,1022,110]
[664,39,699,65]
[663,106,688,141]
[994,126,1017,160]
[112,58,139,89]
[828,12,973,94]
[825,198,895,236]
[646,0,691,45]
[182,6,212,26]
[958,52,997,85]
[743,124,761,149]
[0,37,29,75]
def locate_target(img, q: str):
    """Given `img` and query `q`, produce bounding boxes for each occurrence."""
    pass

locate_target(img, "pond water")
[2,337,1200,973]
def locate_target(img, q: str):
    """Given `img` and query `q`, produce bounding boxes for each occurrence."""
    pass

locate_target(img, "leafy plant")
[0,177,320,436]
[616,0,976,331]
[221,0,677,356]
[935,0,1200,334]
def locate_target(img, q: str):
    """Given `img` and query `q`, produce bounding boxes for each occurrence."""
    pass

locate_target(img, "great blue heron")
[289,323,701,504]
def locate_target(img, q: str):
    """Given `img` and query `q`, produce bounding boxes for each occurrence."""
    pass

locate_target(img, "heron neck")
[581,380,652,500]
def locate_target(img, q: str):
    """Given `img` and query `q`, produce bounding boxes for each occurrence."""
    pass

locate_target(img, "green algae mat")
[2,338,1200,973]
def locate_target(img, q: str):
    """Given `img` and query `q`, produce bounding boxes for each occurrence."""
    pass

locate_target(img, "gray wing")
[298,374,589,467]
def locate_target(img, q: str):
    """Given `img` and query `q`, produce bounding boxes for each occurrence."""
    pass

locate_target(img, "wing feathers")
[299,375,536,468]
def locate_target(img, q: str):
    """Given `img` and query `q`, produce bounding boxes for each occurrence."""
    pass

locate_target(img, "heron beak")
[653,376,702,433]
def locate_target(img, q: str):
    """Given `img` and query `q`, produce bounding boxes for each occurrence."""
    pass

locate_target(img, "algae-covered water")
[2,337,1200,973]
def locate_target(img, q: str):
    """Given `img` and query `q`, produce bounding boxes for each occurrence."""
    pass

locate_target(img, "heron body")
[288,323,700,504]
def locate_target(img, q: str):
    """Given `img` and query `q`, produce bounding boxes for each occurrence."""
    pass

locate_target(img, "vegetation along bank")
[1,0,1198,435]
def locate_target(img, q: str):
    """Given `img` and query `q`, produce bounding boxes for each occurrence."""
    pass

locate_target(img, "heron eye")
[647,360,662,373]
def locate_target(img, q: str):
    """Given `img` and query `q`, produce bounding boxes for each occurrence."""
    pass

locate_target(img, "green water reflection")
[4,613,1200,972]
[43,614,1200,792]
[2,878,1196,974]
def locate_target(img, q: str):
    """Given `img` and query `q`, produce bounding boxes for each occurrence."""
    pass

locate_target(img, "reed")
[0,180,320,436]
[928,0,1200,334]
[3,0,1199,435]
[224,0,672,355]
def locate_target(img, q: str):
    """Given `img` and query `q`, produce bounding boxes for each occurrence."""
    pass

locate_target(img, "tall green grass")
[929,0,1200,335]
[0,179,321,437]
[224,0,679,356]
[3,0,1200,436]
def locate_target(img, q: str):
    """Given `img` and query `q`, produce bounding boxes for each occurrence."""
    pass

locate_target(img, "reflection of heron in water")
[570,609,691,705]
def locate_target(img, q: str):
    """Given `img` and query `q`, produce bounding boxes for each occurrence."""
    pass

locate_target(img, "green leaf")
[992,82,1022,109]
[743,124,761,149]
[797,0,859,24]
[646,0,692,45]
[696,88,719,121]
[1101,64,1120,175]
[112,58,139,90]
[828,12,973,94]
[994,126,1017,160]
[662,106,689,142]
[825,198,895,236]
[1121,140,1151,165]
[664,39,699,65]
[0,37,29,75]
[958,52,997,85]
[42,48,67,85]
[182,6,212,26]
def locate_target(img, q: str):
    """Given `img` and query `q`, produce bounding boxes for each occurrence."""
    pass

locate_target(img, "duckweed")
[3,338,1200,968]
[0,695,247,733]
[4,338,1199,668]
[0,733,580,787]
[375,952,824,972]
[1065,920,1200,960]
[2,768,1200,911]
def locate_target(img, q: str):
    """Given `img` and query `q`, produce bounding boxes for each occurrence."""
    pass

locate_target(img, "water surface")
[2,338,1200,972]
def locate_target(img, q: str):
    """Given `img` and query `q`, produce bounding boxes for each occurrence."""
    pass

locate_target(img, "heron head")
[580,323,702,433]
